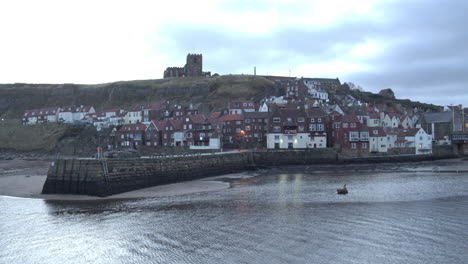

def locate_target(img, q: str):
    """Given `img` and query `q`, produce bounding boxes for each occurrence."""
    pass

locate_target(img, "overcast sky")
[1,0,466,107]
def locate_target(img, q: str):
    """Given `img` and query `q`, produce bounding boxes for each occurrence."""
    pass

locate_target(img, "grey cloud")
[155,0,468,106]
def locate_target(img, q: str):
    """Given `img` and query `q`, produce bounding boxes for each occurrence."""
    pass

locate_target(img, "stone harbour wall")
[42,148,460,197]
[42,153,253,197]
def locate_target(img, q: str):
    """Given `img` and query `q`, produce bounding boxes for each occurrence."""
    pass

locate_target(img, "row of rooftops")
[23,105,94,117]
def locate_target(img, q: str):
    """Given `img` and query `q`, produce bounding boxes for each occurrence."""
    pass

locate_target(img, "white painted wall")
[267,133,326,149]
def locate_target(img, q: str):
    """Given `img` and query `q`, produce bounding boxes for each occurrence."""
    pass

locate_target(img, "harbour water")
[1,164,468,263]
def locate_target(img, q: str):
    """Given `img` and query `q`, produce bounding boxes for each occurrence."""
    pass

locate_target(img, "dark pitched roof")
[118,123,147,132]
[306,107,326,117]
[209,111,222,119]
[188,114,206,124]
[370,127,387,137]
[220,114,244,122]
[422,112,453,123]
[335,114,360,123]
[244,112,269,119]
[398,128,421,137]
[169,119,183,131]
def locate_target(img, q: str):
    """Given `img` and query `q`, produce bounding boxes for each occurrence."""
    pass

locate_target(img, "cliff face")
[0,75,275,118]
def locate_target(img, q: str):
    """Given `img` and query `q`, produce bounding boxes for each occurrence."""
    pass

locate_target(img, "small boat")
[337,184,348,195]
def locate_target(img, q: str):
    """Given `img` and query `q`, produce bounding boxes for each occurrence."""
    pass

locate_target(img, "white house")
[124,106,144,124]
[389,114,400,128]
[258,102,269,112]
[109,112,126,126]
[305,81,329,101]
[396,128,433,154]
[367,112,380,127]
[267,133,326,149]
[386,131,398,149]
[401,115,414,129]
[190,135,221,150]
[369,127,388,152]
[23,107,60,125]
[58,106,95,123]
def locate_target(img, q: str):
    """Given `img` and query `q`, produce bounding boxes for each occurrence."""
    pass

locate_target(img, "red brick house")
[220,114,244,144]
[332,114,369,150]
[145,121,162,147]
[153,120,184,147]
[243,112,269,143]
[116,123,147,147]
[286,78,308,101]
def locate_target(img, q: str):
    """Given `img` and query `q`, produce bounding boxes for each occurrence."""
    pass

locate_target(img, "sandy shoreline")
[0,159,233,200]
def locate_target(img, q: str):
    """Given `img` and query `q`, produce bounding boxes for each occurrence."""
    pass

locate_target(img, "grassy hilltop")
[0,75,275,118]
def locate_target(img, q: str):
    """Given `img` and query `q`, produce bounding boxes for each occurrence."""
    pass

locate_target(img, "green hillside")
[0,75,275,118]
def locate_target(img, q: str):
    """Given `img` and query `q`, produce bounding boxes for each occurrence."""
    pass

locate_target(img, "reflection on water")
[1,169,468,264]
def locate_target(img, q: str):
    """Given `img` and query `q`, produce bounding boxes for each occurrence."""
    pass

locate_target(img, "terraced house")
[266,107,327,149]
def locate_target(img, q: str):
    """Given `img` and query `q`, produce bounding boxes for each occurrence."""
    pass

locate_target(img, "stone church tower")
[185,54,203,77]
[163,53,211,78]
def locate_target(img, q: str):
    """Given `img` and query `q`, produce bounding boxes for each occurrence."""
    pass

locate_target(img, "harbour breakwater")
[42,147,458,197]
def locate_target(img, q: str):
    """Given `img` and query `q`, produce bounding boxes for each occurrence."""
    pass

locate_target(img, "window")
[298,126,304,132]
[351,143,357,149]
[245,126,251,131]
[235,128,241,133]
[274,135,280,140]
[350,131,359,141]
[273,117,281,122]
[273,126,281,132]
[318,118,322,122]
[350,123,356,128]
[236,121,241,125]
[309,124,316,131]
[311,118,315,122]
[343,123,348,128]
[317,124,324,131]
[287,117,293,122]
[245,119,251,123]
[298,117,305,122]
[360,131,369,141]
[288,135,294,140]
[362,143,368,148]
